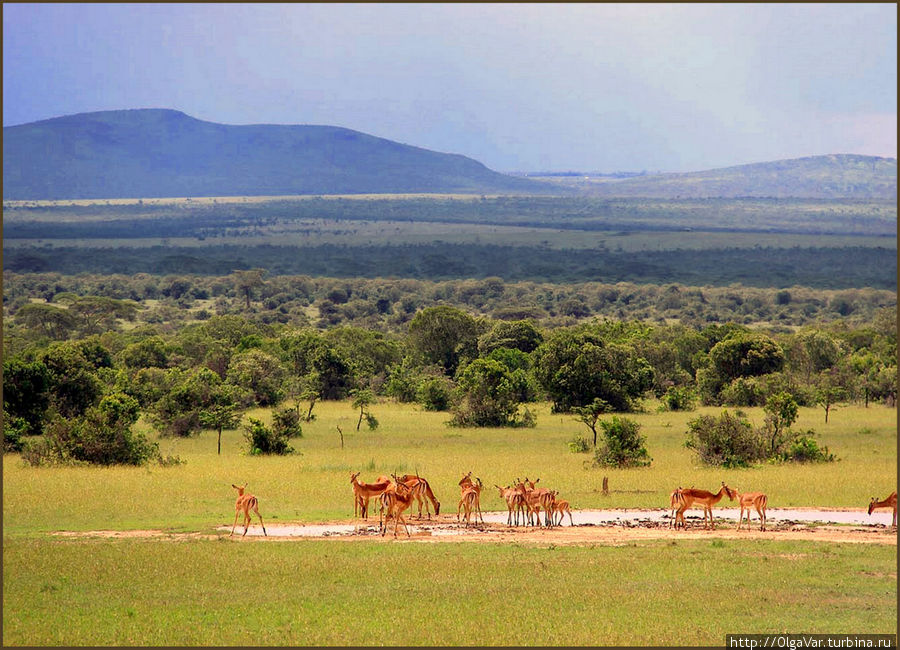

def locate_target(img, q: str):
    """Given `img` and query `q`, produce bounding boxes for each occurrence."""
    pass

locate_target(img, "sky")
[3,3,897,172]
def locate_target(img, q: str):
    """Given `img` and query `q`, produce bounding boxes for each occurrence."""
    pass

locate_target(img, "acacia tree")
[232,269,266,310]
[199,403,241,455]
[350,389,379,431]
[574,398,612,447]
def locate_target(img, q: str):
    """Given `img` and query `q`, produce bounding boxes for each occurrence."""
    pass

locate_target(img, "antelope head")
[868,497,877,515]
[722,483,737,501]
[350,472,360,484]
[232,483,247,496]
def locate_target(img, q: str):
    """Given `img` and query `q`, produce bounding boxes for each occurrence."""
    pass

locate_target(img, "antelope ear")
[232,484,240,489]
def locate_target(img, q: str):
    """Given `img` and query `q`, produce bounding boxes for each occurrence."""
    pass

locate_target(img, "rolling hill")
[531,154,897,200]
[2,109,554,200]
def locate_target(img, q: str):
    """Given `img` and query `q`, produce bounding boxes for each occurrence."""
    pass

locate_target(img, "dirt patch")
[55,509,898,546]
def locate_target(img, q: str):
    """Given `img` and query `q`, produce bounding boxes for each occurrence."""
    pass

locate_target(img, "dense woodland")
[3,269,896,463]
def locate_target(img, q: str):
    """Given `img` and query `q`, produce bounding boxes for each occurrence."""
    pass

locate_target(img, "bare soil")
[54,509,898,546]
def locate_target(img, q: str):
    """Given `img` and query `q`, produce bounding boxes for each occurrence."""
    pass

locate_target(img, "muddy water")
[220,508,895,538]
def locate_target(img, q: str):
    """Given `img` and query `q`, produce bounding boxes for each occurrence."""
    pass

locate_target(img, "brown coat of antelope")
[733,488,768,531]
[867,491,897,527]
[495,484,526,526]
[231,483,267,537]
[668,487,686,528]
[673,482,735,529]
[349,472,391,519]
[550,490,574,526]
[457,472,484,524]
[380,475,416,537]
[459,477,485,528]
[397,474,441,519]
[523,477,555,527]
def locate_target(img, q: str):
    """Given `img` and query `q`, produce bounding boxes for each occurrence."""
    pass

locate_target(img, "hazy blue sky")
[3,3,896,172]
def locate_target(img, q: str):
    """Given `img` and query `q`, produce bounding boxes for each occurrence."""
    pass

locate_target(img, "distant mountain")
[2,109,554,200]
[536,155,897,200]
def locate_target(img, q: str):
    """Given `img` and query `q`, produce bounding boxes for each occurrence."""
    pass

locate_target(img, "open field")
[3,401,896,645]
[3,535,896,646]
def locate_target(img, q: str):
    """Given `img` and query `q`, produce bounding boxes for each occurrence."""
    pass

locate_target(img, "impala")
[867,491,897,527]
[733,488,769,531]
[380,474,416,537]
[668,487,688,528]
[460,477,484,528]
[230,484,267,537]
[673,482,735,529]
[398,474,441,519]
[551,490,574,526]
[523,477,554,527]
[350,472,391,519]
[495,484,526,526]
[457,472,480,522]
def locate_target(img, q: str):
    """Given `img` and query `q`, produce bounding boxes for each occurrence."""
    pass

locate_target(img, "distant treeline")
[4,271,895,337]
[4,196,896,237]
[4,242,896,290]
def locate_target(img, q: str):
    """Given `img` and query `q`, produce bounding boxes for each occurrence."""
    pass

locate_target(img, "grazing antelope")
[349,472,391,519]
[673,482,735,530]
[867,491,897,527]
[551,491,574,526]
[733,488,768,531]
[230,484,267,537]
[398,474,441,519]
[380,475,416,538]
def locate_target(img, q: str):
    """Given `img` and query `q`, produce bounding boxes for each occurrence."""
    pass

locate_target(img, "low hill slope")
[3,109,553,200]
[543,154,897,199]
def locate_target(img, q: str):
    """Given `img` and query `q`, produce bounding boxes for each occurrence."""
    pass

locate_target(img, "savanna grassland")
[3,401,897,645]
[3,188,897,646]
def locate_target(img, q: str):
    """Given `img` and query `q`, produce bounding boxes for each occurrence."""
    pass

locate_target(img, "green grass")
[3,402,896,536]
[2,400,896,645]
[3,536,896,646]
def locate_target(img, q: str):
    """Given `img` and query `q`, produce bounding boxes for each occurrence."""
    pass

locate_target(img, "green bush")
[23,393,159,466]
[567,434,591,454]
[3,411,29,453]
[778,430,836,463]
[684,410,767,468]
[592,416,652,468]
[272,407,303,439]
[660,385,697,411]
[243,417,294,455]
[416,376,455,411]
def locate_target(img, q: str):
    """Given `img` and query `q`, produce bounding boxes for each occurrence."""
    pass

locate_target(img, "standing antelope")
[460,477,484,528]
[495,484,526,526]
[380,475,416,537]
[668,487,685,528]
[673,482,735,530]
[457,472,483,524]
[868,491,897,527]
[350,472,391,519]
[733,488,769,531]
[551,490,574,526]
[231,484,267,537]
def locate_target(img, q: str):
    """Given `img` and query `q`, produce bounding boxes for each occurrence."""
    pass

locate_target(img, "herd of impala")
[228,479,898,538]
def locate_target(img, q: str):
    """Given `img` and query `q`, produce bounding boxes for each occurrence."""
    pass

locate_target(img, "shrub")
[3,411,29,453]
[777,430,836,463]
[568,434,591,454]
[24,394,159,466]
[684,410,767,468]
[720,377,765,406]
[592,416,652,468]
[660,385,697,412]
[272,407,303,439]
[417,376,455,411]
[243,417,294,455]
